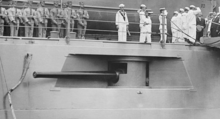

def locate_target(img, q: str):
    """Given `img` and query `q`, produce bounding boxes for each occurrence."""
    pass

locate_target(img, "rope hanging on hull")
[0,54,32,119]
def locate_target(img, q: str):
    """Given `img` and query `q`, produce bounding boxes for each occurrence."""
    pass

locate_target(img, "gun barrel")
[33,71,120,84]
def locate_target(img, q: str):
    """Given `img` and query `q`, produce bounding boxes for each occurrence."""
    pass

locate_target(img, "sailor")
[76,2,89,39]
[8,1,22,36]
[196,12,206,43]
[36,0,49,37]
[115,4,129,42]
[148,10,153,43]
[182,7,190,40]
[60,2,67,38]
[65,1,77,37]
[68,1,77,32]
[210,12,219,37]
[18,1,26,37]
[0,0,7,36]
[23,1,35,37]
[176,8,184,42]
[171,11,178,43]
[144,10,151,43]
[50,1,61,32]
[159,8,167,43]
[186,5,200,43]
[4,7,10,36]
[138,4,147,42]
[207,12,214,37]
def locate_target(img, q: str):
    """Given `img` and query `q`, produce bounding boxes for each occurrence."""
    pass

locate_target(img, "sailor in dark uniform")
[196,12,206,43]
[210,12,219,37]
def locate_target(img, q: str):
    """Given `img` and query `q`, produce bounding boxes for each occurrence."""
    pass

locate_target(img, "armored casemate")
[36,0,49,37]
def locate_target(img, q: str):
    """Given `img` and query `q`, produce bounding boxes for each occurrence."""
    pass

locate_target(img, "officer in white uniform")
[177,8,184,42]
[159,8,168,43]
[144,11,151,43]
[171,11,178,43]
[148,10,153,43]
[187,5,200,43]
[138,4,147,42]
[182,7,190,40]
[115,4,129,42]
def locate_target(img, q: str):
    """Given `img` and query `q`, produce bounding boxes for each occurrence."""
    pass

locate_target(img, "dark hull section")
[0,38,220,119]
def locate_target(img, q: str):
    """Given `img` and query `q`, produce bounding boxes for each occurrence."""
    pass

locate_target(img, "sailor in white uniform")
[187,5,201,43]
[144,11,151,43]
[177,8,184,42]
[182,7,190,40]
[115,4,129,42]
[138,4,147,42]
[148,10,153,43]
[159,8,168,43]
[171,11,178,43]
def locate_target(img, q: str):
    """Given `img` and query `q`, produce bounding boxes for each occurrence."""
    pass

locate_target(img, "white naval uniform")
[139,16,151,43]
[139,10,146,42]
[182,12,189,40]
[171,16,178,43]
[159,14,167,42]
[176,13,184,42]
[115,10,129,42]
[187,8,201,42]
[148,16,152,43]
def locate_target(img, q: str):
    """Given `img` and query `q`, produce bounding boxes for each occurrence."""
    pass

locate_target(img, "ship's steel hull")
[0,39,220,119]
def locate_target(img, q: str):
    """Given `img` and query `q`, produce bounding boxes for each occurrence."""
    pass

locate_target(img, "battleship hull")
[0,37,220,119]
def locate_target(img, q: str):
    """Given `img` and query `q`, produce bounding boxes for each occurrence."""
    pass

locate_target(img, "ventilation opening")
[108,62,127,74]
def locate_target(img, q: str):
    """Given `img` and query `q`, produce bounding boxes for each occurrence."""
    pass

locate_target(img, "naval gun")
[33,71,120,84]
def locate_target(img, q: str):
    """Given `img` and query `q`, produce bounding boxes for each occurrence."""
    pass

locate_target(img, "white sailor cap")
[174,11,178,14]
[190,5,195,8]
[119,4,125,8]
[185,7,190,10]
[148,11,153,14]
[180,8,184,12]
[160,8,165,10]
[140,4,146,7]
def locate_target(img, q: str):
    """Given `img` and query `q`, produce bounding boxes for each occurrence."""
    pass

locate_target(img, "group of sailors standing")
[115,4,153,43]
[171,5,204,44]
[115,4,206,44]
[0,0,89,39]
